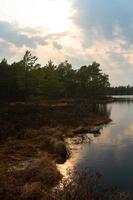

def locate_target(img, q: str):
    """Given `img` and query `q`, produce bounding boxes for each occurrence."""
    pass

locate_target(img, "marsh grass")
[16,155,62,187]
[0,101,113,200]
[50,170,133,200]
[0,155,62,200]
[0,161,132,200]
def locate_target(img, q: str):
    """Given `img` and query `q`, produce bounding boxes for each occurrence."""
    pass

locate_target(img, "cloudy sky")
[0,0,133,85]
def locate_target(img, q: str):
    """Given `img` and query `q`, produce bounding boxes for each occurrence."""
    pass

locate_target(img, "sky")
[0,0,133,86]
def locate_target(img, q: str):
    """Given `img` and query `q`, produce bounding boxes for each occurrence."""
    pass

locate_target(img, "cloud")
[65,0,133,85]
[0,20,70,50]
[53,41,63,50]
[0,20,70,64]
[0,20,48,48]
[73,0,133,41]
[0,40,13,59]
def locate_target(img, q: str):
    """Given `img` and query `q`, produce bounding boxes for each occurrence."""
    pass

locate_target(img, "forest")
[109,85,133,95]
[0,51,111,101]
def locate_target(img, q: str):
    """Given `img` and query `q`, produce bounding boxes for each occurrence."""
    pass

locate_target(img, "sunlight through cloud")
[0,0,74,33]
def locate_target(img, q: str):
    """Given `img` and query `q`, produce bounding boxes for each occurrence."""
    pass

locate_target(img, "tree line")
[109,85,133,95]
[0,51,111,101]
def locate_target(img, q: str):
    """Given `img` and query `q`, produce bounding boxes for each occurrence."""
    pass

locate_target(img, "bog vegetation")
[0,51,132,199]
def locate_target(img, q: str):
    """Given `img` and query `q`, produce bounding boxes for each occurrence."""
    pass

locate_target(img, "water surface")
[58,97,133,191]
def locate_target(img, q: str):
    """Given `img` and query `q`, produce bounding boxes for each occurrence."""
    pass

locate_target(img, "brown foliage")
[16,155,62,187]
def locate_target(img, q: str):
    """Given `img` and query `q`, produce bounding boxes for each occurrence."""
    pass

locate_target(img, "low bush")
[40,137,68,163]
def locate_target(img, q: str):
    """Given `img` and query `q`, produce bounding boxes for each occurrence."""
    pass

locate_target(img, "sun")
[0,0,74,33]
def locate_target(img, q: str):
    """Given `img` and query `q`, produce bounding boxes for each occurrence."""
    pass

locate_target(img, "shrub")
[40,137,69,163]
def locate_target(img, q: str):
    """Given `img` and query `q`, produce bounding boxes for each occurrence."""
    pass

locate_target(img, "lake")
[58,97,133,191]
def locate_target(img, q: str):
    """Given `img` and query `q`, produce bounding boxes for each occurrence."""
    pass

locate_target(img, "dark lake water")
[58,97,133,191]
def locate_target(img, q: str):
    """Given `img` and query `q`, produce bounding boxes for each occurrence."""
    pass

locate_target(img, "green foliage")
[109,85,133,95]
[0,51,110,100]
[77,62,110,96]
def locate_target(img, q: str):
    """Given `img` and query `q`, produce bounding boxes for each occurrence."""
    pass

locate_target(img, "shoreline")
[0,100,111,199]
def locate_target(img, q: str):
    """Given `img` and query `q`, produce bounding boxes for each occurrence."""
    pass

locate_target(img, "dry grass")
[39,136,69,163]
[0,154,62,200]
[0,101,113,200]
[16,155,62,187]
[0,164,132,200]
